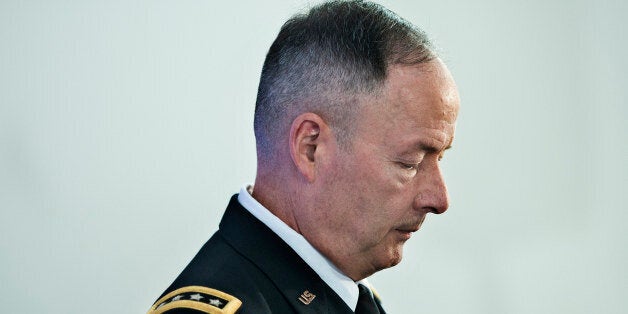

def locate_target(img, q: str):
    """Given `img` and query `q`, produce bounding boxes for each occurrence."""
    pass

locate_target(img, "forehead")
[354,60,460,150]
[383,60,459,124]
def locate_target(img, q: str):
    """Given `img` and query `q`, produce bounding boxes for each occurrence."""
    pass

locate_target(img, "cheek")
[326,152,412,222]
[362,168,412,210]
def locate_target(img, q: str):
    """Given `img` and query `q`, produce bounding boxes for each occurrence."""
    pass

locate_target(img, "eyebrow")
[415,142,452,154]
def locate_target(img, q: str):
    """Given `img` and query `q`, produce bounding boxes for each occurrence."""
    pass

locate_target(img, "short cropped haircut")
[254,0,436,160]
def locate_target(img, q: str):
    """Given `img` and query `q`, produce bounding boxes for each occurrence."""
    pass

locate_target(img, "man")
[148,1,459,313]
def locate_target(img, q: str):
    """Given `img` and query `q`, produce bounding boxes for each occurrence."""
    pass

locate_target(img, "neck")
[251,174,302,235]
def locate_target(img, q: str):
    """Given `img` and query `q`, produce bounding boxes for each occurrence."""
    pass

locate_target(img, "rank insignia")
[147,286,242,314]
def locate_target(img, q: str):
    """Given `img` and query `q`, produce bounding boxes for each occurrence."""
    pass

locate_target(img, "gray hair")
[254,0,436,160]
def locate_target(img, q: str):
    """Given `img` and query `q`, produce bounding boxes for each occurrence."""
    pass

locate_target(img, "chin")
[378,247,404,270]
[389,254,403,268]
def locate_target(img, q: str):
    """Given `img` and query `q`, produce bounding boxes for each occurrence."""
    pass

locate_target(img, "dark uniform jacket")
[148,195,386,314]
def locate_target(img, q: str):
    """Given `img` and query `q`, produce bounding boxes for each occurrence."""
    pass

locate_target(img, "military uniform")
[148,195,386,313]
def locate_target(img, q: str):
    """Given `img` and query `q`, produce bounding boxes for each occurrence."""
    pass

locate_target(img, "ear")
[289,112,332,182]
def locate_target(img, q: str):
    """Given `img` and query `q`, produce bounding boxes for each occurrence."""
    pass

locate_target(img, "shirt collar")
[237,185,370,310]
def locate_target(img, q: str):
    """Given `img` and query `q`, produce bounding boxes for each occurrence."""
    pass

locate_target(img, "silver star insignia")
[190,293,204,301]
[172,295,183,301]
[209,299,223,307]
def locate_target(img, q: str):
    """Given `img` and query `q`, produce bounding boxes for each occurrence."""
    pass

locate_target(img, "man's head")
[254,0,435,161]
[252,0,460,280]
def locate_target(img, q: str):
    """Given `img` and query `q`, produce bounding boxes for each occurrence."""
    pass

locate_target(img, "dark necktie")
[355,284,380,314]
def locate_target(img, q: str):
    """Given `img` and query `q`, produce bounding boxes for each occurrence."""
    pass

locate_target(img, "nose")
[413,161,450,214]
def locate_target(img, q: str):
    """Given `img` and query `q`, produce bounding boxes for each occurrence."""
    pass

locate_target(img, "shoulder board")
[147,286,242,314]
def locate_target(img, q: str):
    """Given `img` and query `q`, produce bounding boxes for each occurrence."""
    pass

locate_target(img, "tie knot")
[355,284,380,314]
[358,284,370,294]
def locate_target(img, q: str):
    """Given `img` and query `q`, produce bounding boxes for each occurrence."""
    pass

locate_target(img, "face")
[302,59,460,279]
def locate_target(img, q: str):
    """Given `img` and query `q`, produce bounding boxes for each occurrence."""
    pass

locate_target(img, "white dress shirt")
[237,185,372,311]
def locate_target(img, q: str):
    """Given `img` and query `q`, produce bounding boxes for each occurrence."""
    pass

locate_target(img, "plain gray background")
[1,0,626,313]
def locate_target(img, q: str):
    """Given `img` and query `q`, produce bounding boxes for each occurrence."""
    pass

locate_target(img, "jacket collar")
[218,195,353,313]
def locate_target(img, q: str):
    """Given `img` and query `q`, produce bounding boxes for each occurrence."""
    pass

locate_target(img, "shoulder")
[147,286,241,314]
[150,231,285,313]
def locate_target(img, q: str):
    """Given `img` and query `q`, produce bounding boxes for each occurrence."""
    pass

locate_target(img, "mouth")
[396,226,420,233]
[394,218,425,240]
[394,226,420,240]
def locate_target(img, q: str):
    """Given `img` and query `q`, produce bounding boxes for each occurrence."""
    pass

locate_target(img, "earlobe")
[289,113,328,182]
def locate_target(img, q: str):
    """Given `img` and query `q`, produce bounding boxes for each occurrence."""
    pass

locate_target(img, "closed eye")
[399,162,420,170]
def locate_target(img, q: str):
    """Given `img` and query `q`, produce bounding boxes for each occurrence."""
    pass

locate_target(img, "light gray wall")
[1,1,626,313]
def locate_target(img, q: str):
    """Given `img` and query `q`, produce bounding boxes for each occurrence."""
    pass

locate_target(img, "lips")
[396,215,426,234]
[395,226,419,234]
[394,219,424,237]
[395,221,422,233]
[394,228,415,240]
